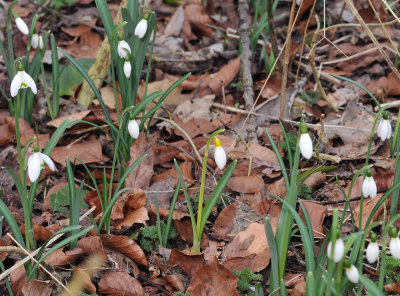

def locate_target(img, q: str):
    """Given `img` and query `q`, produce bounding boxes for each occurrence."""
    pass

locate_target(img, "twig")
[309,16,338,112]
[280,0,297,121]
[293,60,340,84]
[154,116,202,164]
[343,0,400,81]
[316,18,397,35]
[7,233,72,295]
[0,246,27,255]
[295,0,317,84]
[0,206,96,282]
[238,0,257,144]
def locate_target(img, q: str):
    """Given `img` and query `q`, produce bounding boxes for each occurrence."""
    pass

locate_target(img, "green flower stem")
[193,129,224,253]
[326,208,339,296]
[391,108,400,155]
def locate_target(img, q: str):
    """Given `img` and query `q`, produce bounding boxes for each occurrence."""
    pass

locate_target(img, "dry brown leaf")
[385,281,400,293]
[168,249,205,278]
[3,117,35,138]
[221,221,277,272]
[22,280,53,296]
[0,124,13,146]
[206,57,241,96]
[172,115,218,139]
[364,72,400,98]
[151,161,194,186]
[249,143,281,172]
[304,172,326,188]
[173,219,208,249]
[98,271,143,296]
[76,236,108,259]
[186,256,239,296]
[111,188,149,229]
[101,234,148,266]
[47,110,92,128]
[126,132,158,190]
[354,193,387,229]
[183,3,214,38]
[64,30,103,59]
[61,20,97,37]
[18,224,60,243]
[211,202,238,240]
[46,248,82,267]
[51,140,107,166]
[300,201,327,237]
[227,175,265,194]
[10,262,27,296]
[164,274,185,291]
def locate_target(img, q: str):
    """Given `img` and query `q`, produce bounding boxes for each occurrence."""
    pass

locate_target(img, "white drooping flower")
[117,35,131,59]
[345,263,360,284]
[377,113,392,141]
[31,33,44,49]
[128,117,139,139]
[13,11,29,35]
[124,59,131,78]
[389,227,400,259]
[214,137,226,170]
[134,15,148,39]
[27,147,55,183]
[299,116,313,159]
[366,242,379,264]
[327,238,345,263]
[10,63,37,97]
[362,169,377,199]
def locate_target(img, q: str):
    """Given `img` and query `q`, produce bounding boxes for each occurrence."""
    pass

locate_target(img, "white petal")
[28,153,42,182]
[345,265,359,284]
[362,177,377,199]
[31,33,39,49]
[40,153,55,171]
[15,17,29,35]
[135,19,148,39]
[21,71,37,94]
[385,120,392,140]
[327,239,345,263]
[117,40,131,58]
[38,36,44,50]
[10,72,22,97]
[214,146,226,170]
[366,242,379,264]
[377,120,383,140]
[299,133,313,159]
[124,61,131,78]
[390,237,400,259]
[128,120,139,139]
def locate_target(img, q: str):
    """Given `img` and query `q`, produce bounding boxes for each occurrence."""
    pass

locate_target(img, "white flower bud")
[345,264,359,284]
[377,118,391,141]
[362,170,377,199]
[134,18,148,39]
[128,119,139,139]
[327,238,345,263]
[366,241,379,264]
[214,137,226,170]
[15,17,29,35]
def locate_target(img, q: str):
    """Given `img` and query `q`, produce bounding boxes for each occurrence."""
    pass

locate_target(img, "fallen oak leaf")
[98,271,143,296]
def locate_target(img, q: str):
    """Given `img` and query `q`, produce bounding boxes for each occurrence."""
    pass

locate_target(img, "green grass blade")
[0,199,25,248]
[306,271,316,296]
[50,33,60,117]
[164,178,181,247]
[94,0,115,40]
[359,275,384,296]
[264,217,279,294]
[199,160,237,235]
[299,201,315,255]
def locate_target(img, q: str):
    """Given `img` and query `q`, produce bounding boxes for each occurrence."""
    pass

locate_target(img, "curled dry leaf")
[206,57,241,96]
[126,132,158,191]
[111,188,149,230]
[101,234,148,267]
[45,248,82,267]
[186,256,239,296]
[221,222,277,273]
[84,183,117,218]
[164,274,185,292]
[10,262,27,296]
[76,236,108,260]
[18,224,61,243]
[21,279,53,296]
[183,3,214,38]
[168,249,205,279]
[98,271,143,296]
[211,202,239,241]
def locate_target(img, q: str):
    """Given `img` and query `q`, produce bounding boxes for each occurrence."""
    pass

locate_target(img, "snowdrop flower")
[27,146,55,183]
[377,112,391,141]
[124,55,131,78]
[31,32,44,50]
[117,34,131,59]
[327,237,345,263]
[345,261,359,284]
[299,115,313,159]
[134,14,148,39]
[366,232,379,264]
[12,11,29,35]
[10,63,37,97]
[214,137,226,170]
[362,169,377,199]
[128,114,139,139]
[389,226,400,259]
